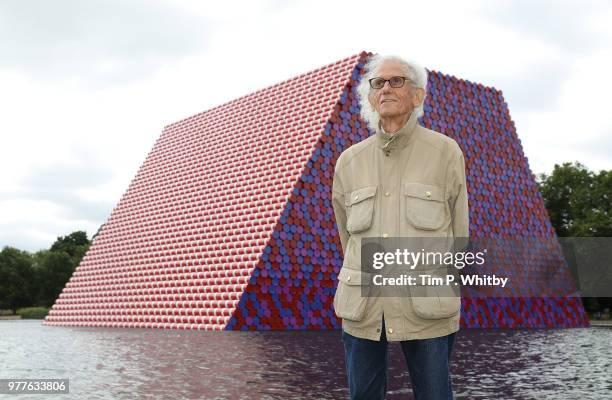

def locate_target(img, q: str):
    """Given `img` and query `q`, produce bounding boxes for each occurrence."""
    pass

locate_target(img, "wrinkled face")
[368,61,423,121]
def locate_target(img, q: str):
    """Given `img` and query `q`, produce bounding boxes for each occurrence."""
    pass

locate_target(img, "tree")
[0,247,36,314]
[32,231,91,307]
[50,231,90,257]
[0,231,92,312]
[34,250,76,308]
[538,162,612,314]
[537,162,612,237]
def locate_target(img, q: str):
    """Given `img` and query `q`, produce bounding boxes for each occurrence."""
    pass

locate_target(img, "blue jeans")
[341,316,456,400]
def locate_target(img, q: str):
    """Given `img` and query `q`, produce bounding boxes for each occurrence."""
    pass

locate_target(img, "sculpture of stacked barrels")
[44,51,589,330]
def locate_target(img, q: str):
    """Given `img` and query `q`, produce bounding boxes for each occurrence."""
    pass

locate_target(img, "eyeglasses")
[369,76,413,89]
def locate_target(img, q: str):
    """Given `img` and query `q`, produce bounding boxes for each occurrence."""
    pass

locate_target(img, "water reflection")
[0,321,610,399]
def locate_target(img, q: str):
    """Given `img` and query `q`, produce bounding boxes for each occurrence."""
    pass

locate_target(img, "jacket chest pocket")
[402,182,447,231]
[345,186,377,234]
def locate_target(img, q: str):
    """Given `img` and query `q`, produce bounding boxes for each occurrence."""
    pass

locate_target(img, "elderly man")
[332,54,469,400]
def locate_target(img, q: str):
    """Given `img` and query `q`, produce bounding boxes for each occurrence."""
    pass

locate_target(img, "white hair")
[357,54,428,132]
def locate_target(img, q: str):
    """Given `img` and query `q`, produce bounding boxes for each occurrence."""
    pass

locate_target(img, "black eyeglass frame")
[368,76,414,90]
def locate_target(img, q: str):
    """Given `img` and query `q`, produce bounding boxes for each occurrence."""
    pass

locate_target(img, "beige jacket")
[331,110,470,342]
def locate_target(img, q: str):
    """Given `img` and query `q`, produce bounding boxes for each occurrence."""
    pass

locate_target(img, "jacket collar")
[375,110,419,154]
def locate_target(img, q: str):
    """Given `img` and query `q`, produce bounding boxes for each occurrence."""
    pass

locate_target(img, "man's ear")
[413,87,425,108]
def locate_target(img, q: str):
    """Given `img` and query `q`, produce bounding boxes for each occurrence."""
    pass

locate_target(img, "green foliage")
[50,231,90,257]
[0,247,36,313]
[16,306,49,319]
[0,231,91,312]
[537,162,612,237]
[537,162,612,315]
[34,250,77,307]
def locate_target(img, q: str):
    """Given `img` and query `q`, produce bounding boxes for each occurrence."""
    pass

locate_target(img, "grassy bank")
[15,307,50,319]
[0,307,49,319]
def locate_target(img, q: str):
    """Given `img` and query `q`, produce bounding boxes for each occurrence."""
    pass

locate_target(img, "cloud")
[17,162,116,221]
[496,58,572,112]
[0,0,210,86]
[0,159,115,251]
[1,0,611,253]
[0,197,104,252]
[0,226,59,253]
[20,160,113,192]
[480,0,604,54]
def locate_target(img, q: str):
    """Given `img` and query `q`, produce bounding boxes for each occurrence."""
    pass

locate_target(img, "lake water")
[0,321,610,399]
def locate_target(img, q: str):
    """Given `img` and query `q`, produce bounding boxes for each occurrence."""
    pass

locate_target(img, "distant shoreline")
[1,307,49,319]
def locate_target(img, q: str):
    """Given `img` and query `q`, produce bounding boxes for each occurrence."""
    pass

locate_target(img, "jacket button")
[384,191,390,197]
[426,191,431,198]
[354,195,359,201]
[382,233,389,238]
[347,275,351,282]
[388,328,394,334]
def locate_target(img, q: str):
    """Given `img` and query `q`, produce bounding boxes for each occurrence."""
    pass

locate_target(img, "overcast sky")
[1,0,610,252]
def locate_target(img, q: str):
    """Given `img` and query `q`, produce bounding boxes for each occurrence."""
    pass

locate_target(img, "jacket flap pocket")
[403,182,444,202]
[408,284,461,320]
[338,268,370,285]
[345,186,377,207]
